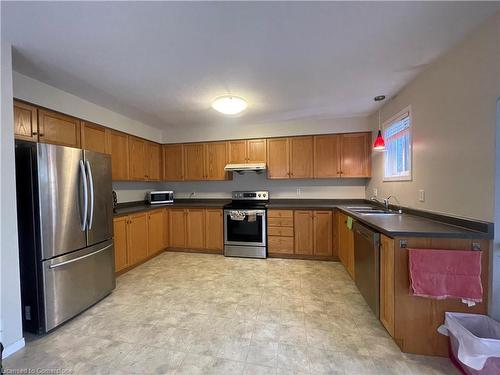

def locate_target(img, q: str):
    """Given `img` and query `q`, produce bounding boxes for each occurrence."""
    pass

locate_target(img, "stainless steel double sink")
[346,206,401,216]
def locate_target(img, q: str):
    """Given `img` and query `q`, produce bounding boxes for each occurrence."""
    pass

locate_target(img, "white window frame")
[382,106,412,182]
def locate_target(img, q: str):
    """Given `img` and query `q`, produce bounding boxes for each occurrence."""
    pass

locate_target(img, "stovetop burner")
[224,190,269,210]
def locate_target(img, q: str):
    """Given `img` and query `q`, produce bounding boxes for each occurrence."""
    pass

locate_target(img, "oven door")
[224,209,266,247]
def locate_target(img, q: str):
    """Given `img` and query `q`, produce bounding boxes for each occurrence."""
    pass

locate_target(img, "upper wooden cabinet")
[14,100,38,142]
[267,138,289,179]
[228,139,267,164]
[129,136,147,180]
[340,132,371,177]
[163,144,184,181]
[146,142,162,181]
[81,121,108,154]
[314,134,341,178]
[38,108,81,148]
[205,142,229,181]
[290,136,314,178]
[108,130,129,181]
[184,143,205,181]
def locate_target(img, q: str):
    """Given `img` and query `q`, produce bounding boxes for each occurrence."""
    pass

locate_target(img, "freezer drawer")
[42,240,115,331]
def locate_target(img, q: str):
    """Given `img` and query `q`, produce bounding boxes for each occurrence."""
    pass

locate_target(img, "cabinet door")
[147,142,162,181]
[169,209,186,248]
[313,211,333,256]
[335,212,346,265]
[113,216,129,272]
[247,139,267,163]
[38,108,81,148]
[128,213,148,265]
[380,235,395,337]
[108,130,129,181]
[148,209,166,255]
[228,140,247,163]
[129,137,147,180]
[183,143,205,180]
[187,209,205,249]
[267,138,289,179]
[294,211,314,255]
[205,209,223,251]
[14,100,38,142]
[163,209,169,249]
[81,121,108,154]
[163,144,184,181]
[205,142,229,180]
[340,132,371,177]
[314,135,341,178]
[338,212,355,279]
[290,136,313,178]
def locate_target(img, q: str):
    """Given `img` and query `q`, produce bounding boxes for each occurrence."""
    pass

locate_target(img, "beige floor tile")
[246,339,279,368]
[277,343,310,373]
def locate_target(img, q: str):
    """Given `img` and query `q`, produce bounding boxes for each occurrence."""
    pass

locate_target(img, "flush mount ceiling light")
[373,95,386,151]
[211,95,248,115]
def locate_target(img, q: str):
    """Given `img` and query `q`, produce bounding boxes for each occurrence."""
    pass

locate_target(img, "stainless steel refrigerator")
[16,142,115,333]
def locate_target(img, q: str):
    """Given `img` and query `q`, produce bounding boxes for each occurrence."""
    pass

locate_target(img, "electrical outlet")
[418,190,425,202]
[373,188,378,197]
[296,188,301,197]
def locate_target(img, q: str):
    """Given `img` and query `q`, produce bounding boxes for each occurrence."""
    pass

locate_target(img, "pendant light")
[373,95,386,151]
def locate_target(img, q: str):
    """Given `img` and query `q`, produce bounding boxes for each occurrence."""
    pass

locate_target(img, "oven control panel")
[232,191,269,201]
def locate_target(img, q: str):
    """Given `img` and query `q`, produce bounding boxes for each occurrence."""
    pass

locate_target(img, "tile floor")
[4,252,458,374]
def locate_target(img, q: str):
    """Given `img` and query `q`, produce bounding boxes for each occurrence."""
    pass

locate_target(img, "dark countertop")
[113,198,493,239]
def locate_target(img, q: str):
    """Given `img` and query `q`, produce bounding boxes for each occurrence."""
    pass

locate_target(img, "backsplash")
[113,173,367,202]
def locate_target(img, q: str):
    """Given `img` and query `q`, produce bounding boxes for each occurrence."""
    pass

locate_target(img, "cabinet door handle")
[32,131,38,135]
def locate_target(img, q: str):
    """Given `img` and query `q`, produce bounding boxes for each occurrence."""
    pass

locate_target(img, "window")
[383,108,412,181]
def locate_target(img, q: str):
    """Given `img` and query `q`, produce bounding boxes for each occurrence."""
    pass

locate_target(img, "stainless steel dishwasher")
[353,221,380,317]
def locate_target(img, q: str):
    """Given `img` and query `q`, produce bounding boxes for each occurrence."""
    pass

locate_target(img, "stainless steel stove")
[223,191,269,259]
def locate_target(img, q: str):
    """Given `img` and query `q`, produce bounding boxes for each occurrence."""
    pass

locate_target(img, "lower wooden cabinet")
[113,209,168,274]
[313,211,333,256]
[380,234,395,337]
[168,208,223,253]
[336,210,355,279]
[268,210,294,254]
[294,211,314,255]
[294,210,333,256]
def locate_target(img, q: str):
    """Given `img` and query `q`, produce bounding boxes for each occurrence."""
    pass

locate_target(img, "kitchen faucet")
[384,195,403,213]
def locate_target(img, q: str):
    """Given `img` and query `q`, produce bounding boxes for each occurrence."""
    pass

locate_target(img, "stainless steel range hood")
[224,163,266,174]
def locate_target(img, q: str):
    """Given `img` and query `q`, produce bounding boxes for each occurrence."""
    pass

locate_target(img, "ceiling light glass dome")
[211,96,248,115]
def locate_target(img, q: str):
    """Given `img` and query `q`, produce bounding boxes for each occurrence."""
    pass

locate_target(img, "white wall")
[0,24,25,358]
[13,72,163,142]
[367,12,500,222]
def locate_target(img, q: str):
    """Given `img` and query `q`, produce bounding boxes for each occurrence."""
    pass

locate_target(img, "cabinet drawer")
[268,236,294,254]
[268,226,294,237]
[268,210,293,218]
[268,217,294,227]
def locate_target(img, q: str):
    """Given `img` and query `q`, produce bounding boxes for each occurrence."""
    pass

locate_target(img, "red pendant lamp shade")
[373,129,385,151]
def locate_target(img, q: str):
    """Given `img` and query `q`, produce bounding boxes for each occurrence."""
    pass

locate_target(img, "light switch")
[373,188,378,197]
[296,188,301,197]
[418,190,425,202]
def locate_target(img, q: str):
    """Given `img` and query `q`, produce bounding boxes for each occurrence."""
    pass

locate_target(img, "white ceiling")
[3,1,499,131]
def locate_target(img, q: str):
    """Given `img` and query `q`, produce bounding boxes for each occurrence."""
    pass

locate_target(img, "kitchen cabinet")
[336,210,355,279]
[314,134,341,178]
[148,209,166,255]
[108,130,129,181]
[146,142,162,181]
[186,209,206,249]
[163,144,184,181]
[128,212,149,265]
[129,136,147,180]
[205,142,229,180]
[294,211,314,255]
[205,209,223,250]
[380,234,395,337]
[228,139,267,164]
[268,210,294,255]
[113,216,129,273]
[313,211,333,256]
[81,121,108,154]
[290,136,314,178]
[169,208,187,248]
[340,132,371,177]
[14,100,38,142]
[184,143,205,181]
[267,138,289,179]
[38,108,81,148]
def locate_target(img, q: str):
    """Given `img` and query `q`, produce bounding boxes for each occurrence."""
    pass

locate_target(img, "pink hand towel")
[408,248,482,303]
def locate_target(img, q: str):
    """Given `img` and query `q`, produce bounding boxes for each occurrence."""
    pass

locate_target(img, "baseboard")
[166,248,223,255]
[2,337,25,359]
[268,253,339,261]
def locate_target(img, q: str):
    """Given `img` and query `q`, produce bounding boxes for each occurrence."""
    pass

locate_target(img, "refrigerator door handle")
[79,160,88,231]
[48,244,113,269]
[85,160,95,230]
